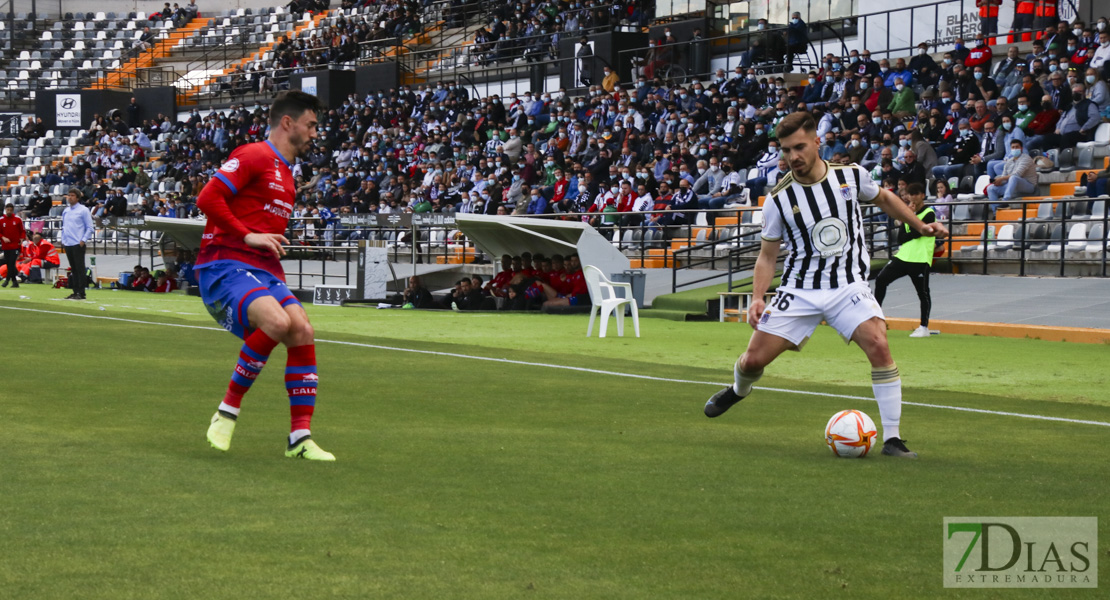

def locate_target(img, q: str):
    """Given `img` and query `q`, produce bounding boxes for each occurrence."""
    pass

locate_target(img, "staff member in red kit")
[1,202,25,288]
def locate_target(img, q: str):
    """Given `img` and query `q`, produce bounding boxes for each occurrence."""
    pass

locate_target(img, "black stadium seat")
[1022,223,1046,249]
[958,175,975,194]
[1029,224,1061,252]
[968,202,987,222]
[1057,148,1076,172]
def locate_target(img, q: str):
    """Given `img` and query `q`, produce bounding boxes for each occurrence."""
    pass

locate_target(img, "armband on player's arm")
[196,177,252,240]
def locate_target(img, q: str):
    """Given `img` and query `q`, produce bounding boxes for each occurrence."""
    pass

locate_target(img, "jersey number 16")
[770,290,796,311]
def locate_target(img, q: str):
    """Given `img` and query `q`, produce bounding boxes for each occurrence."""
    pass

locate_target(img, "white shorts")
[756,282,885,349]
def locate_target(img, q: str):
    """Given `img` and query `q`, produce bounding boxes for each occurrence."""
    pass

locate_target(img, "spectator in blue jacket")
[786,12,808,72]
[526,188,548,214]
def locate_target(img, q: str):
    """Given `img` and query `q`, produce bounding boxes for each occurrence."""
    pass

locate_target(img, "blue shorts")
[197,259,300,339]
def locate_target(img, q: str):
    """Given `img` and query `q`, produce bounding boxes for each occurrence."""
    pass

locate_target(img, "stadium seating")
[1,1,1108,279]
[2,11,195,105]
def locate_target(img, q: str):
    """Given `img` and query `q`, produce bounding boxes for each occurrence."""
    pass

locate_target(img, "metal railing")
[614,19,849,87]
[937,196,1110,278]
[176,37,404,103]
[403,52,607,99]
[19,194,1110,292]
[398,6,622,90]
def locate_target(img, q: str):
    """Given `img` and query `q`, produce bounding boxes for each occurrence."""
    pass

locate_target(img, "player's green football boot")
[207,411,237,451]
[285,436,336,461]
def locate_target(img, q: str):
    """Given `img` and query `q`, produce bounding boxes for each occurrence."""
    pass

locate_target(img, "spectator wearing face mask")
[931,119,980,182]
[744,148,784,202]
[1027,83,1101,150]
[1084,67,1110,111]
[801,72,829,109]
[601,67,619,93]
[1091,30,1110,76]
[910,42,940,75]
[986,140,1038,212]
[861,75,891,114]
[784,12,808,73]
[819,132,846,161]
[951,37,971,64]
[888,77,917,119]
[526,188,549,214]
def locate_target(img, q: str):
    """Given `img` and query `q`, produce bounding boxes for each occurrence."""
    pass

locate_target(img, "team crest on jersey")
[273,159,283,181]
[219,158,239,173]
[840,184,852,201]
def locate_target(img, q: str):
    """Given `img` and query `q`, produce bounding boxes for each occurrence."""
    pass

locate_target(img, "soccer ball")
[824,410,877,458]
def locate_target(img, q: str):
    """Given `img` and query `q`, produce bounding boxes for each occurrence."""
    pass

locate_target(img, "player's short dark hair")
[775,111,816,140]
[269,91,325,126]
[906,182,926,197]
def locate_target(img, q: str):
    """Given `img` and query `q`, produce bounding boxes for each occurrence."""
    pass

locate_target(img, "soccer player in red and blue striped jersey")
[196,91,335,461]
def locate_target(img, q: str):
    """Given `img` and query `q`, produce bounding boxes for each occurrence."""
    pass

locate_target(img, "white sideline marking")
[3,304,1109,429]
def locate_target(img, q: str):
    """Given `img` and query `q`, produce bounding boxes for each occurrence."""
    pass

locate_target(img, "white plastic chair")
[973,174,991,196]
[584,265,640,338]
[1077,122,1110,150]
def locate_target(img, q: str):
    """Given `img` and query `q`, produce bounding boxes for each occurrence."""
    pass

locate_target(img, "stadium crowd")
[18,8,1110,260]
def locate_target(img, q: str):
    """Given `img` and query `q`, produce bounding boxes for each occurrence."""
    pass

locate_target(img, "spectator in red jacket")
[33,234,60,269]
[964,34,994,71]
[550,169,569,209]
[151,270,176,293]
[1,203,25,288]
[484,254,515,298]
[539,253,589,308]
[129,267,155,291]
[1028,94,1061,135]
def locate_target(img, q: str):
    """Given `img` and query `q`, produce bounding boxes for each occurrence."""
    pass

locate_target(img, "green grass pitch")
[1,287,1107,599]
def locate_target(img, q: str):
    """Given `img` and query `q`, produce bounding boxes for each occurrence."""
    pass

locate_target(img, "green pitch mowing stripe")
[2,306,1107,599]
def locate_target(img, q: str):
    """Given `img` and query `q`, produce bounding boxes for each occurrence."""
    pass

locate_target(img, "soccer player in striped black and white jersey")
[703,112,948,459]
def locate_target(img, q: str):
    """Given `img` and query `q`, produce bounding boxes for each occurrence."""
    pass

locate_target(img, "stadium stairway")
[175,11,330,106]
[404,22,485,85]
[86,17,209,90]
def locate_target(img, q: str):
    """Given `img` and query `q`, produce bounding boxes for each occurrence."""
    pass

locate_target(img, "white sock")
[218,402,240,417]
[733,358,763,396]
[289,429,311,446]
[872,364,902,441]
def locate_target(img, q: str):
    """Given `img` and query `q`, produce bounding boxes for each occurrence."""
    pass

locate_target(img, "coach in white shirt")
[61,187,95,300]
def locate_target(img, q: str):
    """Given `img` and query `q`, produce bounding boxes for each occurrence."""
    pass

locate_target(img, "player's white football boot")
[909,326,931,338]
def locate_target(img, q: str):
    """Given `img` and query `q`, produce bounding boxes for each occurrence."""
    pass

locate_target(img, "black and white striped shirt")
[761,161,880,290]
